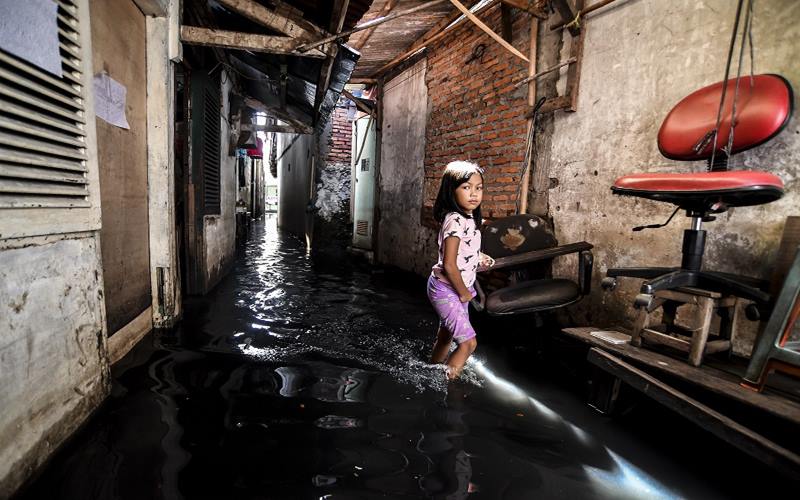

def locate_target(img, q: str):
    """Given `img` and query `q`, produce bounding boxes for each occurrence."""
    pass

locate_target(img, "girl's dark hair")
[433,163,483,226]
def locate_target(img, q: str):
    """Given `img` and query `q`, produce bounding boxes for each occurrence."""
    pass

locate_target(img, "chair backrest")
[481,214,557,258]
[658,74,793,161]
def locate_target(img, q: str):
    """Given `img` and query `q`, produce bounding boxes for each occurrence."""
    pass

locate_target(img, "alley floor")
[16,218,795,500]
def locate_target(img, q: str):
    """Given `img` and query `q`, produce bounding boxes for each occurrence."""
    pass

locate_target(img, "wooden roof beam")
[215,0,329,41]
[313,0,350,123]
[180,26,326,58]
[350,0,400,52]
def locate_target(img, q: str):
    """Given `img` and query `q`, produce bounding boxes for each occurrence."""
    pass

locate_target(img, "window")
[0,0,101,239]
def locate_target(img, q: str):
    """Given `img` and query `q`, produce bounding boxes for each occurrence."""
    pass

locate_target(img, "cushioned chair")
[471,214,593,316]
[601,74,793,313]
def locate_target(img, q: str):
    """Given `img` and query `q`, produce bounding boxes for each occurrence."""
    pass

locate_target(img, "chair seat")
[486,279,580,315]
[612,171,784,209]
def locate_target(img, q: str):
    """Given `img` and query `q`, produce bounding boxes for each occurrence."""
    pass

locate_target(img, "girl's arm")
[442,236,473,303]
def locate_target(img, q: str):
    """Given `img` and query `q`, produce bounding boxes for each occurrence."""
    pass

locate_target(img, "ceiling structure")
[181,0,375,132]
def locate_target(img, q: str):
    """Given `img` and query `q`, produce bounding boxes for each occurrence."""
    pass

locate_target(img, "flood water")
[18,218,792,499]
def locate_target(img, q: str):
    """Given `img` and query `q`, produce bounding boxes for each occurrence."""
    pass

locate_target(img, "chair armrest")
[486,242,594,272]
[471,279,487,313]
[579,250,594,295]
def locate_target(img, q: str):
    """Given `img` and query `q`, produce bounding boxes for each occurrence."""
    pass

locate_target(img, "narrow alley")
[16,219,795,499]
[2,0,800,498]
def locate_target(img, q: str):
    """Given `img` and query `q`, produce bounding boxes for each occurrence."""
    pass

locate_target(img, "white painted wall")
[278,133,316,240]
[0,235,109,495]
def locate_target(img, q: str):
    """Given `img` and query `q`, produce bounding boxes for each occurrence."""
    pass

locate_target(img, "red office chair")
[601,74,793,313]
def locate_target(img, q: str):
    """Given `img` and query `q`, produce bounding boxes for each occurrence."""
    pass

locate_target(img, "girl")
[428,161,494,380]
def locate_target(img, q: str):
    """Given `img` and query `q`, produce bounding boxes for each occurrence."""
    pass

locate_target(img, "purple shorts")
[427,275,477,344]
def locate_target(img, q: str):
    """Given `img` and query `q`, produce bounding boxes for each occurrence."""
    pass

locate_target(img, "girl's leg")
[431,325,453,364]
[446,338,477,380]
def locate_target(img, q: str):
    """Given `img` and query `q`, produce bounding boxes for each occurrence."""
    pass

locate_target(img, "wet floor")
[18,218,794,499]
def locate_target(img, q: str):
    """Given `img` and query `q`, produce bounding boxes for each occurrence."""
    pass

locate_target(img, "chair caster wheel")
[633,293,654,309]
[601,277,617,291]
[745,303,761,321]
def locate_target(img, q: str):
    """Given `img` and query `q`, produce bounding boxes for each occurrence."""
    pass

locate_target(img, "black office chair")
[601,74,793,315]
[471,214,593,316]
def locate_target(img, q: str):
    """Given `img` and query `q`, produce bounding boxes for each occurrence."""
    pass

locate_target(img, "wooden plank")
[447,0,528,62]
[565,0,585,112]
[241,124,306,134]
[588,348,800,478]
[641,328,692,352]
[132,0,168,17]
[341,89,374,116]
[313,0,350,122]
[243,97,314,134]
[371,0,490,77]
[563,327,800,424]
[216,0,327,41]
[551,0,580,35]
[108,306,153,365]
[351,0,400,52]
[179,26,326,58]
[499,0,547,17]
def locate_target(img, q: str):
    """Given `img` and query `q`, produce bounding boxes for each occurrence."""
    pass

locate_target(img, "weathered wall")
[540,0,800,353]
[0,235,109,496]
[90,0,151,334]
[323,99,353,166]
[204,70,237,290]
[377,59,436,275]
[422,5,531,224]
[278,133,316,240]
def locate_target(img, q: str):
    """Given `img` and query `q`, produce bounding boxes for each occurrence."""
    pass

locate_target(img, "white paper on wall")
[93,72,130,130]
[0,0,62,77]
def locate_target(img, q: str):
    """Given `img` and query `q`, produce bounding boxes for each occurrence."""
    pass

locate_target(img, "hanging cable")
[725,0,755,159]
[708,0,745,171]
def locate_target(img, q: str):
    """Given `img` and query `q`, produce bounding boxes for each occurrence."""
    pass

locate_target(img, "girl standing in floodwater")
[428,161,494,380]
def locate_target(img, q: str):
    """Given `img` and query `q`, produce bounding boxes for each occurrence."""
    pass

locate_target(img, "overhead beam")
[447,0,528,63]
[299,0,448,52]
[313,0,350,123]
[179,26,326,58]
[244,97,314,134]
[341,89,374,117]
[499,0,547,17]
[241,124,308,134]
[215,0,328,41]
[372,0,490,77]
[551,0,581,35]
[133,0,169,17]
[351,0,399,52]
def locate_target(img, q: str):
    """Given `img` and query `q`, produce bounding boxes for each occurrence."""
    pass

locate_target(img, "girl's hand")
[478,252,495,271]
[459,291,474,303]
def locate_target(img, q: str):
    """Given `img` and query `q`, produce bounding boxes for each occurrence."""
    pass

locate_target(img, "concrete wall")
[377,60,437,275]
[90,0,151,335]
[203,70,237,290]
[0,235,109,496]
[539,0,799,353]
[278,133,316,240]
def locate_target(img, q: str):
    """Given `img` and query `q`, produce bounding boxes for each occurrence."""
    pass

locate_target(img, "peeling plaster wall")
[204,70,237,291]
[378,60,438,275]
[541,0,799,353]
[0,235,109,496]
[278,133,316,240]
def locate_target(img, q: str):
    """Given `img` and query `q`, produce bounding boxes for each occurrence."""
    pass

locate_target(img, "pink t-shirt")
[431,212,482,288]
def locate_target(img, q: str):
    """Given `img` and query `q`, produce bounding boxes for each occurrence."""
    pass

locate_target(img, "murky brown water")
[17,218,790,499]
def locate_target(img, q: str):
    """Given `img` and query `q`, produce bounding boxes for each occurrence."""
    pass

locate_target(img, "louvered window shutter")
[0,0,100,239]
[202,82,221,214]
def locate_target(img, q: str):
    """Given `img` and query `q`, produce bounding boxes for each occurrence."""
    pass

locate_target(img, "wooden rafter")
[351,0,400,52]
[313,0,350,123]
[241,124,307,134]
[244,97,314,134]
[342,89,374,117]
[180,26,326,58]
[551,0,580,35]
[447,0,528,62]
[371,0,489,77]
[499,0,547,17]
[215,0,328,41]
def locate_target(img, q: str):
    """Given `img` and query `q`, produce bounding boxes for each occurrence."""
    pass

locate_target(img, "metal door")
[352,115,376,250]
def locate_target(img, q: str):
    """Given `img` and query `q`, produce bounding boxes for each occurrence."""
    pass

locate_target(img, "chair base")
[606,267,770,304]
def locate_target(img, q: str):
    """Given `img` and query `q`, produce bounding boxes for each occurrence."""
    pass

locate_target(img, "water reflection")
[19,219,728,500]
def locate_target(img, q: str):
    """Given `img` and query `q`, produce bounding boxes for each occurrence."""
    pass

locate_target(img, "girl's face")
[454,173,483,214]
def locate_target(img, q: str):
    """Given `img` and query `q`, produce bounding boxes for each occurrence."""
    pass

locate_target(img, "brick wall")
[422,5,531,226]
[325,100,353,166]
